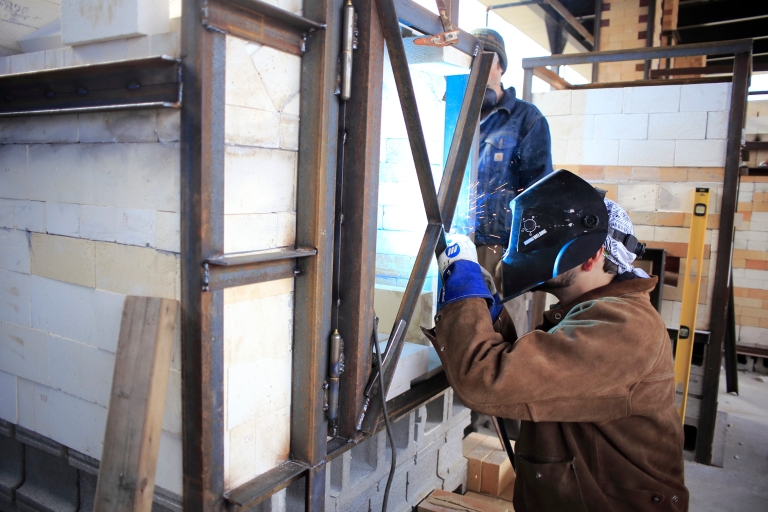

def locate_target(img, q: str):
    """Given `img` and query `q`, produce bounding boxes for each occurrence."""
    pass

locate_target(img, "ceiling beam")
[489,0,594,46]
[678,14,768,30]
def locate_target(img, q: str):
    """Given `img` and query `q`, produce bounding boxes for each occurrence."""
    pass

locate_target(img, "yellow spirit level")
[673,188,710,423]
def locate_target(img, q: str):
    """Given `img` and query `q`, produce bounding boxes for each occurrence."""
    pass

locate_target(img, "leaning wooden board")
[94,296,178,512]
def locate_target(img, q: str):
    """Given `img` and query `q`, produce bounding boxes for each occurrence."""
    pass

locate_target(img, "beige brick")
[94,242,176,299]
[654,226,689,243]
[30,233,95,287]
[656,212,685,227]
[617,183,658,211]
[628,211,656,225]
[224,290,293,368]
[687,167,724,183]
[659,167,688,182]
[631,167,660,181]
[604,166,631,181]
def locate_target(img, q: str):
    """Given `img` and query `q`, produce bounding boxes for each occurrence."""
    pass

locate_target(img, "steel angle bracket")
[413,0,459,47]
[673,188,710,422]
[0,56,181,117]
[358,0,493,434]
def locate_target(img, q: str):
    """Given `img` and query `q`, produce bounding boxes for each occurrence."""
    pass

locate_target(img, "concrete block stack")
[324,389,471,511]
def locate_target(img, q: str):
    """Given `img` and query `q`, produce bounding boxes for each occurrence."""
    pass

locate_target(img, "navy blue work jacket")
[474,86,553,247]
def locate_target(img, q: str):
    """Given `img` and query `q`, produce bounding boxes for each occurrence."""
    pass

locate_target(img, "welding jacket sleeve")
[422,278,673,424]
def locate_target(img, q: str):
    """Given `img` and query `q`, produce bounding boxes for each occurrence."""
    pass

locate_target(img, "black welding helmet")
[501,170,609,301]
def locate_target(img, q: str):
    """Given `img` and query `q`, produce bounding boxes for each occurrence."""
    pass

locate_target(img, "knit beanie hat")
[471,28,507,72]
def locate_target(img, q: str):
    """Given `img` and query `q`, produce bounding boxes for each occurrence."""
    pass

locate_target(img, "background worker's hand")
[437,234,493,309]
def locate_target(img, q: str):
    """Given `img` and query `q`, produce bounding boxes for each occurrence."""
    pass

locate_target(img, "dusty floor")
[685,370,768,512]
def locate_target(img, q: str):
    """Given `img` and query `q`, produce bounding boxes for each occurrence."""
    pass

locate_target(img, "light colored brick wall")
[221,33,299,491]
[533,83,741,336]
[0,108,183,495]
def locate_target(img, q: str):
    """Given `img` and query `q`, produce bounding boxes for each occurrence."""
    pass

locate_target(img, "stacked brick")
[0,107,184,498]
[532,83,746,338]
[221,34,300,491]
[324,389,470,512]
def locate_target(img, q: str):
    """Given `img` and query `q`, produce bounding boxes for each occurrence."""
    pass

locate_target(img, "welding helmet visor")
[501,170,609,301]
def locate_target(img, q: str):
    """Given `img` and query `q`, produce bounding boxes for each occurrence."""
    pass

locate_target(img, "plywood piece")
[464,492,514,511]
[417,490,510,512]
[461,433,487,456]
[94,296,178,512]
[499,479,515,502]
[480,450,514,497]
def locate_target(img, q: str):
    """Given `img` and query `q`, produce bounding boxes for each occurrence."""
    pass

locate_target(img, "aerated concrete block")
[62,0,170,46]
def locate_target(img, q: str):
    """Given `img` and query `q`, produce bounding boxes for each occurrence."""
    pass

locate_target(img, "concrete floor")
[685,370,768,512]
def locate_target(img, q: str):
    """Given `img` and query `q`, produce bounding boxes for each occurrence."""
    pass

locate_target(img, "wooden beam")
[533,66,572,90]
[94,296,178,512]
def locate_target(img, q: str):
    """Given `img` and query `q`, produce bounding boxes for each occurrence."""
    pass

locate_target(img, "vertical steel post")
[180,0,227,509]
[696,50,751,465]
[293,0,342,508]
[522,67,534,102]
[336,0,386,441]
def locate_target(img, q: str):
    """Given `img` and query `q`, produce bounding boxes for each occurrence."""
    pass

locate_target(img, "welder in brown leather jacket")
[426,170,689,511]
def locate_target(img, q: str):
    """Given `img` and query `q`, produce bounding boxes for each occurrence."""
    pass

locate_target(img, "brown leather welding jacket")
[423,276,689,512]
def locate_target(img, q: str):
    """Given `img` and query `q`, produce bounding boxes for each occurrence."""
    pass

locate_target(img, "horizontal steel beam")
[394,0,479,57]
[224,460,308,508]
[544,0,595,45]
[205,248,315,290]
[677,14,768,31]
[203,0,324,55]
[0,56,180,117]
[522,39,753,68]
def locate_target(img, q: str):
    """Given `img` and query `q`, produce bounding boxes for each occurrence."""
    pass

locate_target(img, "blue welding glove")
[437,234,493,310]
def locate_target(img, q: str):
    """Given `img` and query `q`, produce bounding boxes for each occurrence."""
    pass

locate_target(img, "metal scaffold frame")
[180,0,491,509]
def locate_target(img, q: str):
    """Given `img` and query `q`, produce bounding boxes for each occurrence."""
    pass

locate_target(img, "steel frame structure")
[522,38,753,465]
[180,0,491,510]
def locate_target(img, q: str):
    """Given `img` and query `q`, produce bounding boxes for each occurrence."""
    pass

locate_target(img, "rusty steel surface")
[335,0,386,441]
[180,0,227,508]
[291,1,341,509]
[696,50,752,465]
[393,0,478,56]
[224,460,309,508]
[204,0,325,56]
[205,248,316,290]
[0,56,181,116]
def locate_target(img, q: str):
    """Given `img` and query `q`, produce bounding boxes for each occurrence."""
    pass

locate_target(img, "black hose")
[374,329,396,511]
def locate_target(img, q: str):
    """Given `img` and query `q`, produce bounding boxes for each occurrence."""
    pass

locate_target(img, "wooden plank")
[94,296,179,512]
[532,67,572,90]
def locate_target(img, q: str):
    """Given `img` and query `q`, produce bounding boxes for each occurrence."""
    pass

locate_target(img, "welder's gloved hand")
[437,234,493,309]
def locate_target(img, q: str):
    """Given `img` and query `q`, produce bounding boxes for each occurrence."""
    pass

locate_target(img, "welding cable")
[373,326,396,511]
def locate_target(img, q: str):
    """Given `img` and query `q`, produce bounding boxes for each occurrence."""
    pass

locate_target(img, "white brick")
[378,181,425,207]
[382,205,427,232]
[31,382,52,437]
[13,116,80,143]
[679,83,731,112]
[44,49,65,70]
[225,146,296,214]
[149,32,181,58]
[593,114,648,140]
[657,183,709,212]
[92,289,125,353]
[224,213,279,253]
[79,110,158,143]
[0,144,28,200]
[16,377,34,430]
[0,269,31,326]
[163,369,182,435]
[617,183,658,212]
[618,140,675,166]
[0,370,17,423]
[674,140,726,167]
[13,201,45,232]
[276,211,295,248]
[91,143,180,212]
[225,105,281,148]
[551,139,568,165]
[654,226,689,243]
[0,229,31,274]
[46,202,80,237]
[31,276,95,345]
[739,326,768,346]
[547,115,594,140]
[648,112,707,140]
[0,199,13,228]
[227,350,292,430]
[79,205,156,247]
[566,139,619,165]
[156,211,180,253]
[706,111,729,139]
[283,92,300,116]
[48,335,114,407]
[531,90,571,116]
[156,431,183,495]
[571,88,624,115]
[157,109,180,142]
[633,225,654,241]
[225,36,278,112]
[48,388,108,459]
[280,113,299,151]
[249,44,302,111]
[61,0,169,46]
[623,85,680,113]
[28,144,93,205]
[377,230,429,257]
[0,321,49,385]
[224,292,293,368]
